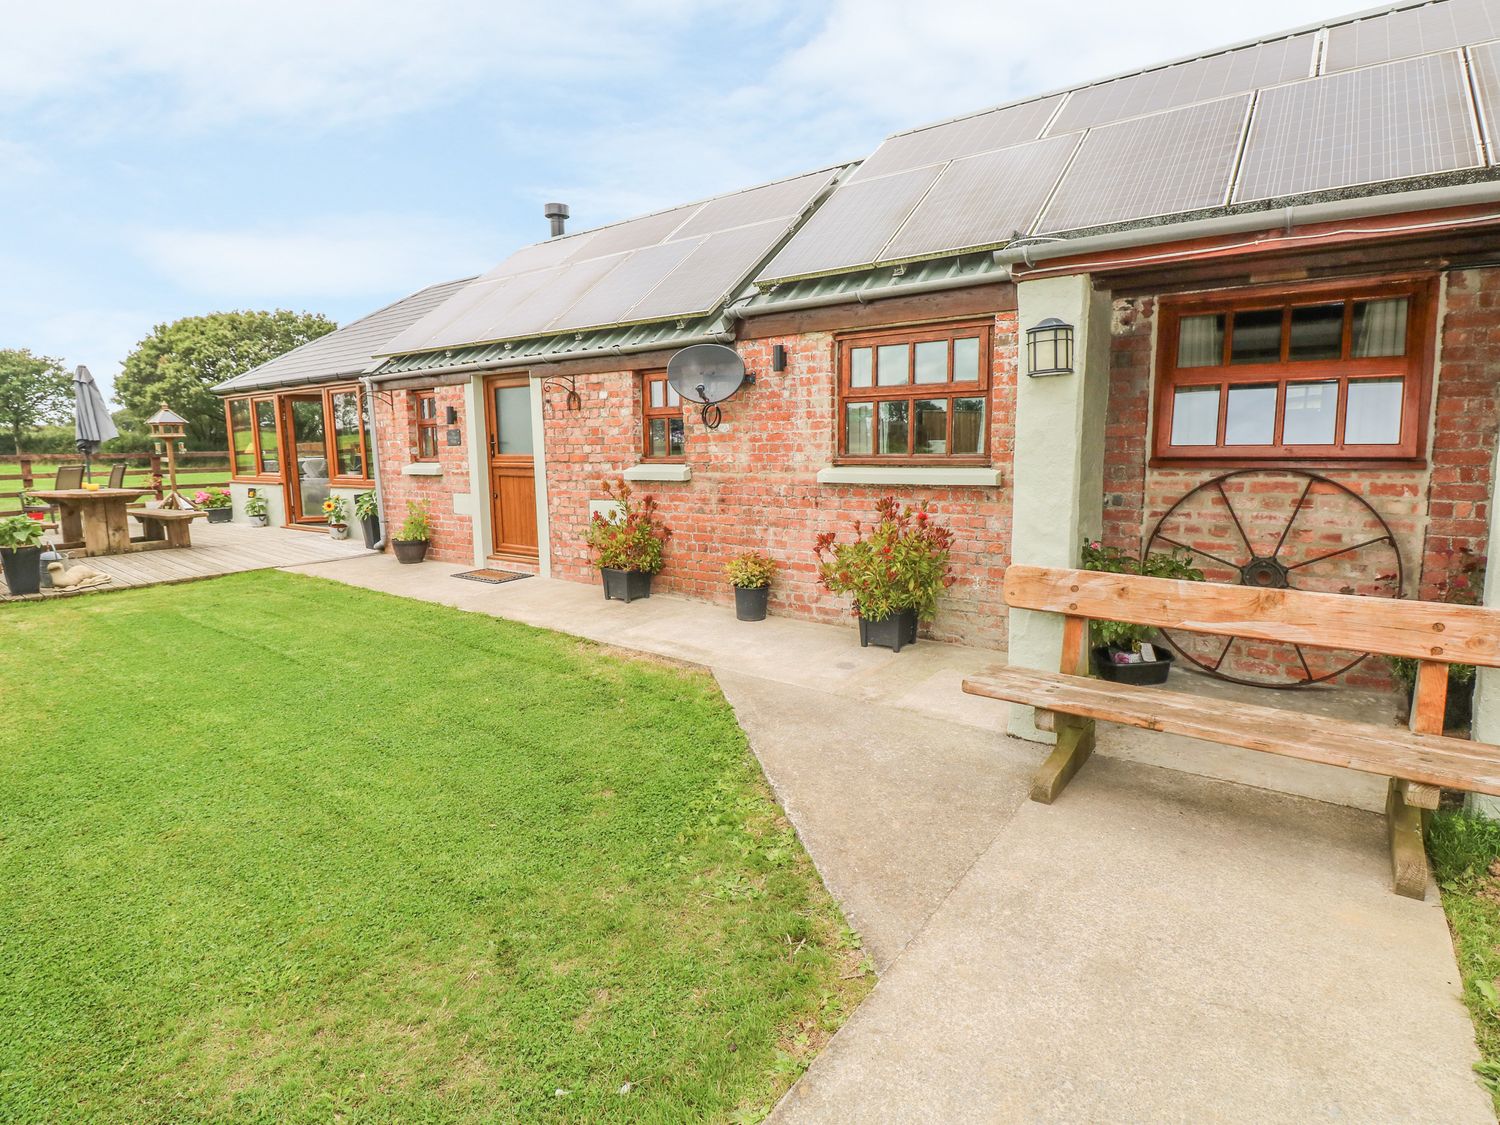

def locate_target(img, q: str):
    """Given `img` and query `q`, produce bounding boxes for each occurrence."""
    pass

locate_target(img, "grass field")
[0,573,870,1122]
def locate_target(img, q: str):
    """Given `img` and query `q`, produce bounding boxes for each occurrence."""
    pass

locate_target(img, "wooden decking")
[0,520,372,600]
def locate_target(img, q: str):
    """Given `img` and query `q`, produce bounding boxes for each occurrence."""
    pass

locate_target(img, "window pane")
[650,380,664,408]
[845,402,873,455]
[953,337,980,382]
[648,418,667,458]
[255,400,280,475]
[330,390,364,477]
[418,395,436,421]
[1288,304,1343,361]
[667,417,685,457]
[1345,378,1404,444]
[914,399,948,454]
[1230,308,1282,365]
[495,385,532,455]
[850,347,873,388]
[1352,298,1408,357]
[914,340,947,384]
[1283,380,1338,445]
[876,344,909,386]
[952,397,985,455]
[666,382,681,407]
[1223,384,1277,445]
[418,428,438,459]
[229,399,254,476]
[879,400,909,454]
[1177,314,1224,367]
[1170,386,1220,446]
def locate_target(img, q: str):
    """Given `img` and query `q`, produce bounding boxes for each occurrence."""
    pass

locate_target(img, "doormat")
[452,568,533,585]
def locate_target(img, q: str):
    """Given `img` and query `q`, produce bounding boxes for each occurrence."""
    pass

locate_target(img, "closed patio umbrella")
[73,365,119,481]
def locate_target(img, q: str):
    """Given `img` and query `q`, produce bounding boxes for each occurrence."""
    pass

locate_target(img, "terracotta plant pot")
[601,567,653,602]
[392,538,429,564]
[734,585,769,621]
[206,507,232,524]
[858,608,918,652]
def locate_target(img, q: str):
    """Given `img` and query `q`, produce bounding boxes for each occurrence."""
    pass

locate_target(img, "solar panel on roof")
[1047,34,1315,134]
[1324,0,1500,73]
[1038,95,1249,234]
[849,95,1065,182]
[561,204,701,263]
[671,169,836,239]
[757,166,942,282]
[1233,51,1480,203]
[880,135,1080,261]
[547,240,703,332]
[625,221,790,321]
[1465,39,1500,161]
[485,232,595,279]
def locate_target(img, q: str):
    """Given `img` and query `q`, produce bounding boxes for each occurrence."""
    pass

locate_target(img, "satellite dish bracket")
[666,344,755,431]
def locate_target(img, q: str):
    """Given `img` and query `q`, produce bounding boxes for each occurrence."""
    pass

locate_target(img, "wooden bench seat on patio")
[962,565,1500,899]
[128,507,206,550]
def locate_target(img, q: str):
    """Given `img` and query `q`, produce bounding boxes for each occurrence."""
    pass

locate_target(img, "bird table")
[30,489,150,557]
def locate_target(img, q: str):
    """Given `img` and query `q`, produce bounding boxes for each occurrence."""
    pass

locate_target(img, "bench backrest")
[1003,565,1500,669]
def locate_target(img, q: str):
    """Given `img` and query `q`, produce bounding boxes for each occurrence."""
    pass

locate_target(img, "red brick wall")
[1102,268,1500,686]
[542,314,1018,647]
[371,385,473,562]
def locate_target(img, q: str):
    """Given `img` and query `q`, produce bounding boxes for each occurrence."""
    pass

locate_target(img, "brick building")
[219,0,1500,736]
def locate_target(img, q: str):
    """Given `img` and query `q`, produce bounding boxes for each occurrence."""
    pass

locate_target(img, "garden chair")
[107,463,126,489]
[53,465,84,491]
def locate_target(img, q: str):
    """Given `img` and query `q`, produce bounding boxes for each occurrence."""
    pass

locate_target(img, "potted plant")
[584,478,669,602]
[0,515,47,595]
[815,498,954,652]
[20,493,49,521]
[1389,546,1485,730]
[244,493,270,527]
[195,488,233,523]
[1081,539,1203,685]
[322,496,349,540]
[354,490,381,550]
[392,499,431,563]
[725,551,778,621]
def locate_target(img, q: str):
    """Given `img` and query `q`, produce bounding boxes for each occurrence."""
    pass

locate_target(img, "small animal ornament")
[47,560,112,590]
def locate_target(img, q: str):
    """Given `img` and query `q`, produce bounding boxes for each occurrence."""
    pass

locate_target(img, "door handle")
[489,434,496,456]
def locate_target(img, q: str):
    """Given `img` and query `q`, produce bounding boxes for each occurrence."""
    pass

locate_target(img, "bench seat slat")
[962,666,1500,798]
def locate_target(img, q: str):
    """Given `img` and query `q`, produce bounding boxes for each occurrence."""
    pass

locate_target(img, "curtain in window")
[1352,299,1407,357]
[1176,315,1223,367]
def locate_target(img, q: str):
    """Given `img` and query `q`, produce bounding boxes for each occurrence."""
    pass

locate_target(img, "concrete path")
[282,556,1491,1121]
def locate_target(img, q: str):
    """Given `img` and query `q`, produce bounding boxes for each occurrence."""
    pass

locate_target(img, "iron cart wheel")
[1144,469,1404,688]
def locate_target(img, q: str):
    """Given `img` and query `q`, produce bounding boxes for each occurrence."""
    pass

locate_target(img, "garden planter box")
[858,608,918,652]
[734,585,769,621]
[1,545,43,596]
[601,567,653,602]
[205,507,232,524]
[392,538,429,564]
[1092,645,1174,686]
[360,514,381,550]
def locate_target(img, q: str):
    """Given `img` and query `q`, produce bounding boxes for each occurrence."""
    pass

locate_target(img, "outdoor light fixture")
[445,405,459,424]
[772,344,788,373]
[1026,317,1075,377]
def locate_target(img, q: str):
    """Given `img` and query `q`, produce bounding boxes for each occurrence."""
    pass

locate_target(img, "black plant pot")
[1092,645,1174,686]
[392,538,429,564]
[206,507,232,524]
[858,608,919,652]
[360,513,381,550]
[734,585,769,622]
[601,567,653,603]
[1,545,43,596]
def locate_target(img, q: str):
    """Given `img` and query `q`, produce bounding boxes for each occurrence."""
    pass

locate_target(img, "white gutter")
[367,328,734,383]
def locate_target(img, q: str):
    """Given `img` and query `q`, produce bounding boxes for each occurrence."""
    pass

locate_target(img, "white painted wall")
[1006,273,1113,741]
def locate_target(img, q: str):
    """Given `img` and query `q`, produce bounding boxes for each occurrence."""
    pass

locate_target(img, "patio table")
[31,488,150,557]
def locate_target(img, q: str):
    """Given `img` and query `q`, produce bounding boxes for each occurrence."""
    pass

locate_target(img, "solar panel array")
[755,0,1500,285]
[383,168,836,354]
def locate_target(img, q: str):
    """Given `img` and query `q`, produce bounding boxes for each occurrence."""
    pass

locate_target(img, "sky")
[2,0,1374,400]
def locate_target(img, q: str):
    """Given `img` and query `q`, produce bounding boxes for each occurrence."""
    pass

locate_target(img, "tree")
[0,349,72,455]
[115,310,337,448]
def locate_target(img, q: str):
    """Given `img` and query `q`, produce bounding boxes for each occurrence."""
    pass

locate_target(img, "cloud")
[132,215,494,300]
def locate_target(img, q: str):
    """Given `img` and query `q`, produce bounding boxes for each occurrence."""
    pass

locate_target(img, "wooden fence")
[0,452,232,518]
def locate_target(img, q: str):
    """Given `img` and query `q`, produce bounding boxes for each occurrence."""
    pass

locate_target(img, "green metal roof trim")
[739,252,1006,309]
[372,314,728,376]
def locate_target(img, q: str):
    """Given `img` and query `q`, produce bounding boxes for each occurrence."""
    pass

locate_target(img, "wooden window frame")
[413,390,440,462]
[1152,276,1437,467]
[641,371,685,462]
[323,384,373,487]
[226,385,373,485]
[226,393,286,482]
[835,320,993,465]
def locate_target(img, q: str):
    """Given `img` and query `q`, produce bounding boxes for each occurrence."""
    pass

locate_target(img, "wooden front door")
[484,377,539,559]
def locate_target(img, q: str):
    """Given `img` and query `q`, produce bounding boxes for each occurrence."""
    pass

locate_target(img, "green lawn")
[0,573,871,1122]
[1430,811,1500,1110]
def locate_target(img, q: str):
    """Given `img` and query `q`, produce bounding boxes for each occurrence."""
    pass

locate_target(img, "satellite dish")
[667,343,752,430]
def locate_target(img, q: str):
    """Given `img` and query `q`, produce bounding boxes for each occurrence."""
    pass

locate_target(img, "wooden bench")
[128,507,206,550]
[962,565,1500,899]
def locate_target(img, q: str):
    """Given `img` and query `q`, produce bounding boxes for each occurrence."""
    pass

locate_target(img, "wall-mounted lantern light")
[772,344,788,373]
[1026,317,1075,377]
[445,405,459,425]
